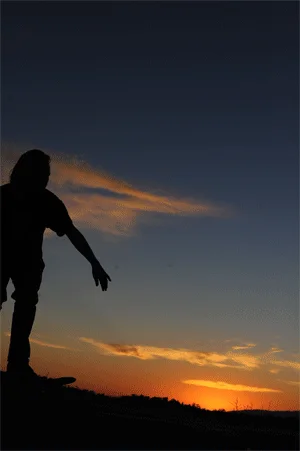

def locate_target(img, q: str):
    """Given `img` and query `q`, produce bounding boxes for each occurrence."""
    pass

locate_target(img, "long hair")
[9,149,51,190]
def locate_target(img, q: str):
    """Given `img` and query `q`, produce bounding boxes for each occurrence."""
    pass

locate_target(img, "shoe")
[6,363,41,383]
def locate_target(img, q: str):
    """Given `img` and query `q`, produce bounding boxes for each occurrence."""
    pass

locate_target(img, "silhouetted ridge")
[1,371,298,450]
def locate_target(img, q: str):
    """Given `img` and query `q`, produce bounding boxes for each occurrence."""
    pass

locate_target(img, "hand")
[92,260,111,291]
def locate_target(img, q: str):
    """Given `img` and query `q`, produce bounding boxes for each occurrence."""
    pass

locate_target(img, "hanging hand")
[91,260,111,291]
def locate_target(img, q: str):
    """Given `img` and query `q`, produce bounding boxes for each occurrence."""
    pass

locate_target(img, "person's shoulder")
[44,189,66,207]
[44,188,62,202]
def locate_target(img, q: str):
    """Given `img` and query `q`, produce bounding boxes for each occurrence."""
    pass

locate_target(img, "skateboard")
[37,375,76,390]
[1,370,76,393]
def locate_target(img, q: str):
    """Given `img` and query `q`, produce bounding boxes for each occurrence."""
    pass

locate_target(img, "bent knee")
[11,290,39,306]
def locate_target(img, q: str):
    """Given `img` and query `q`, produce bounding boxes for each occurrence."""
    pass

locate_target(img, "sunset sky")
[1,1,299,411]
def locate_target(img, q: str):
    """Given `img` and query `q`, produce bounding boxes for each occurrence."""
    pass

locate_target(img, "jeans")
[1,257,45,366]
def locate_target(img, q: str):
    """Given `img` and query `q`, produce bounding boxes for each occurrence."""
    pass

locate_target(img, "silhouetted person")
[0,149,111,380]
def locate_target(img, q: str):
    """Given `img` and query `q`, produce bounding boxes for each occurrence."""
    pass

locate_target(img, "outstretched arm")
[66,225,111,291]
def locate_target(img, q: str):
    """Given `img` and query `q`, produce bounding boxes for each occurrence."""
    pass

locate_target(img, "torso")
[1,184,47,263]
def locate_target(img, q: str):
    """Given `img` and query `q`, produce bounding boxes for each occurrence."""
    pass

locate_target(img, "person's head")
[9,149,51,192]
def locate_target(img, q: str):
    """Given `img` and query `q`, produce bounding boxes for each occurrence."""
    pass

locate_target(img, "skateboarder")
[0,149,111,381]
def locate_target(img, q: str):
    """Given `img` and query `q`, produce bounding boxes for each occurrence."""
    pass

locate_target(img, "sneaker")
[6,363,41,383]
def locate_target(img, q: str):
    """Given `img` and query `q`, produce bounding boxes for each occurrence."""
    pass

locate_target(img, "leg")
[7,261,45,369]
[0,258,11,310]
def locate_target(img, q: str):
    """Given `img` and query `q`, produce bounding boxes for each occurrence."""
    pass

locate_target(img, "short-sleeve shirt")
[0,183,73,265]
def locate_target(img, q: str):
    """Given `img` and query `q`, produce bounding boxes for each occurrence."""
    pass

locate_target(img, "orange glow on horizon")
[1,333,298,412]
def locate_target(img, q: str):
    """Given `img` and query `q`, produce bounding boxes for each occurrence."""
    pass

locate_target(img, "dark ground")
[1,371,299,450]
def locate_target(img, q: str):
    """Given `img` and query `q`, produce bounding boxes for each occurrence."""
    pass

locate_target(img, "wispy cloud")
[182,380,282,393]
[231,343,257,350]
[269,368,281,374]
[4,332,77,351]
[30,338,78,350]
[79,338,300,373]
[281,380,300,386]
[1,144,233,237]
[268,347,284,354]
[79,337,238,368]
[270,359,300,371]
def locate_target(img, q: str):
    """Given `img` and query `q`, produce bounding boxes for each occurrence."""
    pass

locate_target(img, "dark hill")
[1,371,298,450]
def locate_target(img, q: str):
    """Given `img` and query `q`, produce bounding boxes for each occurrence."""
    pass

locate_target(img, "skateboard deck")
[39,376,76,389]
[1,371,76,391]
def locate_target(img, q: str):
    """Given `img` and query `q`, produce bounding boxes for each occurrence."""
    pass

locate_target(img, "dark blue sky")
[1,1,299,409]
[3,2,298,194]
[2,0,298,253]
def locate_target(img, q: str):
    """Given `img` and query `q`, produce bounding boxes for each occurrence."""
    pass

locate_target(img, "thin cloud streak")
[231,343,257,350]
[182,379,282,393]
[282,380,300,386]
[29,338,77,351]
[271,359,300,371]
[79,338,300,373]
[79,337,241,368]
[269,347,284,353]
[4,332,77,351]
[1,145,233,237]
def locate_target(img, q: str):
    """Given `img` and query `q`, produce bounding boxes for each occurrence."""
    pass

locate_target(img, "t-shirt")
[0,183,73,264]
